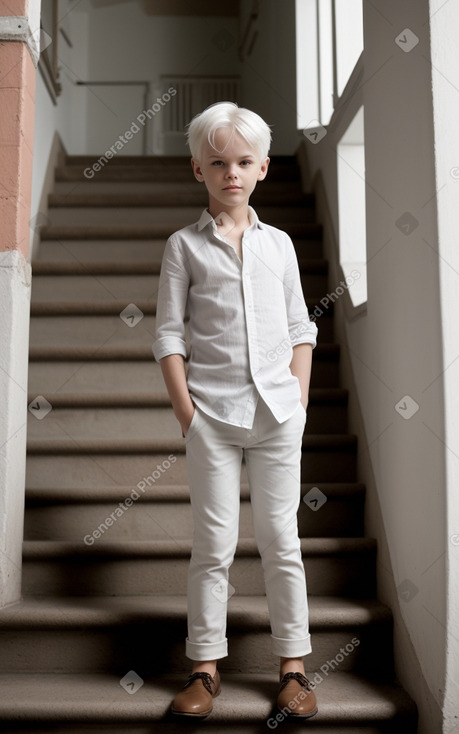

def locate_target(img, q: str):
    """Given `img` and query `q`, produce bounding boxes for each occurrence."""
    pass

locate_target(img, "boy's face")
[191,128,269,216]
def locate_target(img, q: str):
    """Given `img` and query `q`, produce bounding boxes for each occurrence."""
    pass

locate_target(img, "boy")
[152,102,318,719]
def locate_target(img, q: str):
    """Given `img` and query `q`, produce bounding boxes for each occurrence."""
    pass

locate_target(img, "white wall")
[239,0,298,155]
[429,1,459,730]
[85,3,240,155]
[30,1,89,258]
[302,1,447,731]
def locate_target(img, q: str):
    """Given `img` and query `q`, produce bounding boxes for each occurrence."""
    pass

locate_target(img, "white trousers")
[184,396,312,661]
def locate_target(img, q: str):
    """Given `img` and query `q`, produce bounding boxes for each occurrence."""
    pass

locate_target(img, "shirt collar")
[197,206,264,232]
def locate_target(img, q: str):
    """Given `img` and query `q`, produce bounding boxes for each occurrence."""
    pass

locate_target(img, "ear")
[257,157,270,182]
[191,158,205,182]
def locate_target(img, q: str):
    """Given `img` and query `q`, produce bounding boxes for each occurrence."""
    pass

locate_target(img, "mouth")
[223,186,242,191]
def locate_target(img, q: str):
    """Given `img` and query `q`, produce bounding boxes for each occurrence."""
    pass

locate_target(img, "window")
[337,107,367,307]
[296,0,363,129]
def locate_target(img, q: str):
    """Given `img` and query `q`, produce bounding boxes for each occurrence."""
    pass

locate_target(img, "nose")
[226,163,238,179]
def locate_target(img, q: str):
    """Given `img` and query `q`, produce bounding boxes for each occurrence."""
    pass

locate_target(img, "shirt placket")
[241,236,259,428]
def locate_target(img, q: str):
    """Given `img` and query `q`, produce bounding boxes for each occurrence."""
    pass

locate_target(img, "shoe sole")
[282,706,319,719]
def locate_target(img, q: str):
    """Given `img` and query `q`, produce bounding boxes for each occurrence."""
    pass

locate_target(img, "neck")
[207,199,251,230]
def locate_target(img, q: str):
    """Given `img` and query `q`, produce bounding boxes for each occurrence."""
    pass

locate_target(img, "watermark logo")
[83,455,176,546]
[120,671,144,695]
[28,396,52,421]
[267,637,360,729]
[397,579,419,602]
[266,271,360,364]
[84,87,177,179]
[395,212,419,236]
[211,579,236,603]
[120,303,144,328]
[303,120,327,145]
[213,29,235,52]
[215,211,236,238]
[395,395,419,420]
[303,487,327,512]
[395,28,419,53]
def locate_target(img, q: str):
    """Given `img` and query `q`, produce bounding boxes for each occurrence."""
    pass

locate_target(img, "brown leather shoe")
[277,672,318,718]
[171,671,221,717]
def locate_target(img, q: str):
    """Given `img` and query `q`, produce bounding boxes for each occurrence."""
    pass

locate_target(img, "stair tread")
[39,223,323,240]
[0,594,391,629]
[28,342,340,362]
[48,192,314,208]
[31,257,327,274]
[29,298,332,315]
[22,537,376,558]
[25,482,365,503]
[26,434,358,454]
[0,671,416,724]
[26,388,347,407]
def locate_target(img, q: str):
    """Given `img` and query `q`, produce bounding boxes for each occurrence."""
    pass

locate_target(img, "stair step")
[34,236,324,262]
[32,276,332,308]
[39,222,323,240]
[46,200,315,224]
[49,184,311,207]
[28,315,330,351]
[24,482,365,540]
[65,155,299,166]
[26,434,357,457]
[26,345,340,391]
[31,257,327,275]
[26,389,346,439]
[0,595,392,675]
[0,672,417,733]
[26,404,343,439]
[21,538,375,597]
[55,160,302,183]
[28,300,333,341]
[26,358,337,396]
[25,432,356,488]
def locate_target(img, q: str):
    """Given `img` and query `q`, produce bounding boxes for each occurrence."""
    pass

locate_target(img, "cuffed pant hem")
[271,634,312,658]
[186,637,228,661]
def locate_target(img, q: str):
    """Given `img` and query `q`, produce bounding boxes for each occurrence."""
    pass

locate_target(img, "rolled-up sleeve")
[152,236,190,362]
[283,236,318,349]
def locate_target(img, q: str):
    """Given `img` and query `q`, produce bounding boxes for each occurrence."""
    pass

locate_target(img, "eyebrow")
[207,153,256,159]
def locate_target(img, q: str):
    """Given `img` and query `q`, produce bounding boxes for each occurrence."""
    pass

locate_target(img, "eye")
[240,160,253,166]
[212,160,224,166]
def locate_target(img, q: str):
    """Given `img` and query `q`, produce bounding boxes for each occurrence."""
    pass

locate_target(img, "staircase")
[0,155,417,732]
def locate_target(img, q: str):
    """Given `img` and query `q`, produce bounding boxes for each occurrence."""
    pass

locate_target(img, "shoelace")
[183,672,215,695]
[279,671,313,693]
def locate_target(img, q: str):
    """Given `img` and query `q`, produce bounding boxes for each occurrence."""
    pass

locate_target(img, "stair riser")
[0,625,392,675]
[26,401,344,441]
[27,358,340,393]
[46,206,315,226]
[21,554,375,597]
[27,362,167,395]
[56,166,302,183]
[29,314,159,349]
[35,237,324,262]
[26,448,357,488]
[30,272,328,306]
[52,180,306,197]
[24,496,364,541]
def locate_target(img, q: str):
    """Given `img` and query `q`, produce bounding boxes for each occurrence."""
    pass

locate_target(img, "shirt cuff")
[289,320,318,349]
[152,336,187,362]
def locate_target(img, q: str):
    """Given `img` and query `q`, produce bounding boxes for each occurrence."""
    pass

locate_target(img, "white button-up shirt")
[152,207,318,428]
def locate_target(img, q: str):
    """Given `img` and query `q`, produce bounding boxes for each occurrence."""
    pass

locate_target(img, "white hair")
[186,101,272,162]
